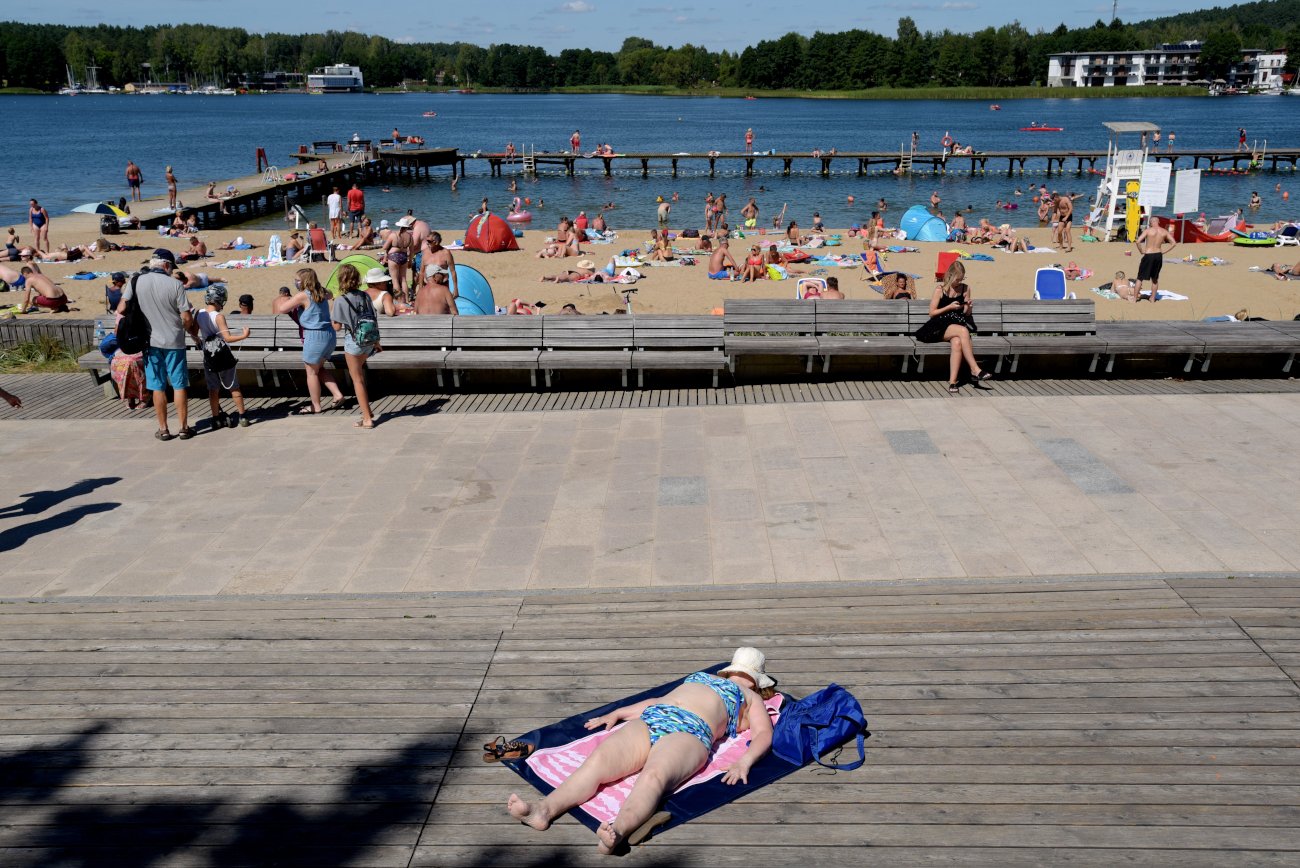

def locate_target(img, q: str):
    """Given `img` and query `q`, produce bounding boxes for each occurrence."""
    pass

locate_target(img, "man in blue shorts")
[119,248,199,439]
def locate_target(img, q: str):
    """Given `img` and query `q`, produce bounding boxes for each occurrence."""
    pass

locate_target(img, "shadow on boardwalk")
[1,724,445,867]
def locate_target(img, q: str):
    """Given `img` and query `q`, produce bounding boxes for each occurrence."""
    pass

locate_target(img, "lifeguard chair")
[1091,121,1158,241]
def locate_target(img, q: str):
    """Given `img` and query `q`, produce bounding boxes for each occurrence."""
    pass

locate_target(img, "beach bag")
[347,293,380,349]
[199,310,237,371]
[772,683,868,770]
[115,275,151,354]
[680,228,699,238]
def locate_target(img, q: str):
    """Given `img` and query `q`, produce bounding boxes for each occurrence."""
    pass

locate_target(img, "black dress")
[914,294,977,343]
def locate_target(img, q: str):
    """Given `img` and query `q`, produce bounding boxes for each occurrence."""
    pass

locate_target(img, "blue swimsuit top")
[684,672,744,739]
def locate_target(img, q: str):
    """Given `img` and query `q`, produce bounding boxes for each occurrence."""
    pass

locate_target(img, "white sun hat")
[718,646,776,689]
[396,215,415,228]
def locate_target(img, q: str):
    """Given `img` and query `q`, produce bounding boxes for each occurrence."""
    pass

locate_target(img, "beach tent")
[464,212,520,253]
[453,264,495,315]
[325,253,385,292]
[899,206,948,243]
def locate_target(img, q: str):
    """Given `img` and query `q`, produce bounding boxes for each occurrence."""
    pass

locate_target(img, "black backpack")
[115,273,152,354]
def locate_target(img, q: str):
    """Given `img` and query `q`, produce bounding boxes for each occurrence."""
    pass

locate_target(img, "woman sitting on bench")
[507,647,776,855]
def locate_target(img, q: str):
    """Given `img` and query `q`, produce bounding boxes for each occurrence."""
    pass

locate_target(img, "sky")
[18,1,1234,53]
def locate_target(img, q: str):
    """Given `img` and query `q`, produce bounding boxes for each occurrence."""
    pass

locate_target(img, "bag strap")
[807,715,867,771]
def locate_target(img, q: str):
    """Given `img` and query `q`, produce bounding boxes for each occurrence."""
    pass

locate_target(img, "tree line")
[2,4,1297,93]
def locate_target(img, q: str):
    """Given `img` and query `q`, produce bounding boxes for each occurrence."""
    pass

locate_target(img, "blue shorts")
[144,347,189,391]
[640,704,715,751]
[342,334,374,357]
[301,328,336,366]
[709,270,731,280]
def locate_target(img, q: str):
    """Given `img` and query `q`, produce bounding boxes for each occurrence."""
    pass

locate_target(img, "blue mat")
[501,663,864,839]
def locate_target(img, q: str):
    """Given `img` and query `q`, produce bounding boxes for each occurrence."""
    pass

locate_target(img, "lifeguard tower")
[1089,121,1160,242]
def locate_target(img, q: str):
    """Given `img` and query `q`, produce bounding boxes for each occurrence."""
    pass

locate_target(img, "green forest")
[2,0,1297,92]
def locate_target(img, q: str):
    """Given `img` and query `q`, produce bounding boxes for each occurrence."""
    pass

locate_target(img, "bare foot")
[507,793,552,831]
[596,820,625,855]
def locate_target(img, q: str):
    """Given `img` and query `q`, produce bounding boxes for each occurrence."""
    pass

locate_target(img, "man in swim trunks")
[346,183,366,237]
[19,268,71,312]
[741,198,758,229]
[657,200,671,228]
[1132,219,1176,302]
[708,239,739,280]
[415,262,460,315]
[570,129,581,153]
[125,160,143,202]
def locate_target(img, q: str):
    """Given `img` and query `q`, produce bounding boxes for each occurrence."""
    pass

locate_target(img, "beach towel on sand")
[501,664,861,840]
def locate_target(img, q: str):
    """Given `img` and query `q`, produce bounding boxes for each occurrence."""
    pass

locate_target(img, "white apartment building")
[1046,41,1289,90]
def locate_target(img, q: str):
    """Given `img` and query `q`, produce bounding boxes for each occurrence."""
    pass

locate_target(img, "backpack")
[199,310,237,372]
[346,292,380,349]
[771,683,869,770]
[115,274,151,354]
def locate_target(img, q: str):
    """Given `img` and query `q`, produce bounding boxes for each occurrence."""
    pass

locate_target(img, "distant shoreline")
[373,85,1212,100]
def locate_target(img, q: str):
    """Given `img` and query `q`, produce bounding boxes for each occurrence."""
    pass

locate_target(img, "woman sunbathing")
[540,258,609,283]
[740,246,766,281]
[507,647,776,855]
[1268,261,1300,280]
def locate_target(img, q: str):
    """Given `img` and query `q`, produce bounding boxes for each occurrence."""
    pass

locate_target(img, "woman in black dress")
[915,260,993,393]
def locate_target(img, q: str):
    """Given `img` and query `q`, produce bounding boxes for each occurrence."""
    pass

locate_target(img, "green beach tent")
[325,253,385,293]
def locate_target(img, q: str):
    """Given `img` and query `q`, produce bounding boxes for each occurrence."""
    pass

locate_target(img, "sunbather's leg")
[508,720,651,832]
[599,731,708,854]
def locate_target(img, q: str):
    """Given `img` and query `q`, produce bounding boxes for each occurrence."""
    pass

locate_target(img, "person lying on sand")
[540,258,611,283]
[1268,261,1300,280]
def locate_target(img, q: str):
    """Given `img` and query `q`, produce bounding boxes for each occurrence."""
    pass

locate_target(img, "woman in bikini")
[740,245,766,281]
[382,217,415,301]
[507,647,776,855]
[165,166,178,210]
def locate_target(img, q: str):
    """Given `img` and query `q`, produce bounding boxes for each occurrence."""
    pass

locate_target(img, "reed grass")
[0,336,85,374]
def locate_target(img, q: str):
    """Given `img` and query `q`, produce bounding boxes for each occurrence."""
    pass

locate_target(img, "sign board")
[1138,162,1171,209]
[1173,169,1201,215]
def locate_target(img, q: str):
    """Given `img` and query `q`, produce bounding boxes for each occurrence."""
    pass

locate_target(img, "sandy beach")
[7,204,1300,326]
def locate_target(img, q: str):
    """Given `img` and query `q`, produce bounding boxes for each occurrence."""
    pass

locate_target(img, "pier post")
[820,157,831,176]
[708,158,716,177]
[857,158,866,177]
[746,159,755,177]
[603,158,612,177]
[671,158,678,178]
[640,159,649,179]
[780,158,790,176]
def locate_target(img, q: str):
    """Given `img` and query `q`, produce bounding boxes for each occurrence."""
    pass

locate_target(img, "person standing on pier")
[327,187,343,241]
[745,127,754,154]
[346,183,365,238]
[1167,131,1175,152]
[1238,128,1247,152]
[570,129,581,154]
[1153,130,1161,150]
[125,160,144,203]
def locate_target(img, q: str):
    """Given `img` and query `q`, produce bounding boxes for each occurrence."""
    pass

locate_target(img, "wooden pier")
[472,147,1300,179]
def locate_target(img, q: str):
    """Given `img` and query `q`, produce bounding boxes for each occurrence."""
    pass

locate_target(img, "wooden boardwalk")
[1,575,1298,865]
[5,372,1300,422]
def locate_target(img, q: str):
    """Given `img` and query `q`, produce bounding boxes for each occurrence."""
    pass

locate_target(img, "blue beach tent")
[899,206,949,243]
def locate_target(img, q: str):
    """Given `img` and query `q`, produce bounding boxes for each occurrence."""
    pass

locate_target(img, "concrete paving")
[3,390,1299,598]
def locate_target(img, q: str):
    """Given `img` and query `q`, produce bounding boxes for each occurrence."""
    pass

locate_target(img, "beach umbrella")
[71,202,129,217]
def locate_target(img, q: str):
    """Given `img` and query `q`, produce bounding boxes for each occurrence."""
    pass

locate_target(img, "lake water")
[4,92,1295,232]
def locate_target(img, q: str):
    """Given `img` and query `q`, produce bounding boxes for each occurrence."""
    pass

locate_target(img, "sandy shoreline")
[6,205,1300,326]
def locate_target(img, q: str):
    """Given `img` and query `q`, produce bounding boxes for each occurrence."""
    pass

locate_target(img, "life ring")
[941,135,954,149]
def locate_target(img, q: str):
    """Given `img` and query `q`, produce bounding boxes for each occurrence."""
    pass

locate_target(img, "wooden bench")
[630,315,728,387]
[994,299,1103,373]
[722,299,817,373]
[904,300,1013,373]
[539,317,634,388]
[365,316,453,387]
[1095,322,1205,374]
[813,300,915,373]
[311,141,339,154]
[444,317,542,388]
[1175,321,1300,373]
[77,314,279,395]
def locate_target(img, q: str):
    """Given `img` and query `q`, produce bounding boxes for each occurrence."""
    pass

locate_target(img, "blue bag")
[771,683,869,770]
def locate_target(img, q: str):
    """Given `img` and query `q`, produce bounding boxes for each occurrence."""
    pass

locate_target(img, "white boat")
[307,64,365,93]
[58,64,83,95]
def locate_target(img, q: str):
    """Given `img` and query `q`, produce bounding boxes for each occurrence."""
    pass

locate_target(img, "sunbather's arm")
[722,692,774,785]
[585,698,659,731]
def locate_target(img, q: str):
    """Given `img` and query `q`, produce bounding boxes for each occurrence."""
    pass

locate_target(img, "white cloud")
[559,1,595,11]
[941,1,977,8]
